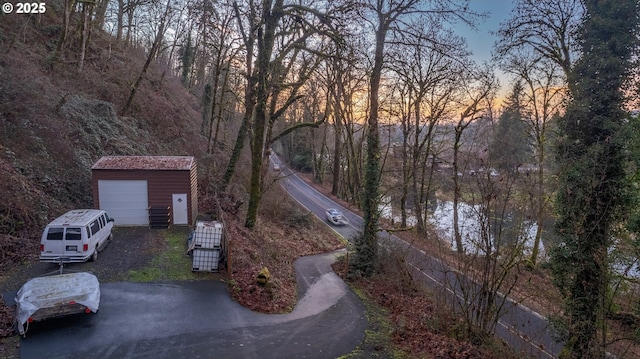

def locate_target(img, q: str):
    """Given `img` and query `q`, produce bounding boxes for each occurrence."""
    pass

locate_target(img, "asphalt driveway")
[16,251,367,359]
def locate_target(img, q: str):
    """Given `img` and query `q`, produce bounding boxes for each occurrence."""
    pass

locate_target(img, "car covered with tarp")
[15,272,100,335]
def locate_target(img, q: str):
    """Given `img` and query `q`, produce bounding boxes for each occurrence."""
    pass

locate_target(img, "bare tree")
[494,0,582,266]
[93,0,111,30]
[325,50,347,195]
[50,0,78,63]
[350,0,481,275]
[116,0,125,41]
[305,89,330,183]
[451,152,531,339]
[388,22,468,232]
[122,0,173,113]
[325,43,368,204]
[499,53,565,265]
[218,0,343,228]
[78,0,94,72]
[452,69,496,254]
[354,0,414,275]
[220,0,258,192]
[495,0,583,78]
[200,4,242,154]
[121,0,155,47]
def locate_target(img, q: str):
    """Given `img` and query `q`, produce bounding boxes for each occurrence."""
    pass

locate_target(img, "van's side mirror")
[109,218,115,223]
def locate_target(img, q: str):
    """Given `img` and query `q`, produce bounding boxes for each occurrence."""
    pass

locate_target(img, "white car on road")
[325,208,348,225]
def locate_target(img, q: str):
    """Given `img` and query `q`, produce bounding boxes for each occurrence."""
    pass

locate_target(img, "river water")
[380,199,544,257]
[380,199,640,283]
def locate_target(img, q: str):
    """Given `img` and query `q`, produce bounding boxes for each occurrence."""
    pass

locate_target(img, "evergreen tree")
[490,81,531,173]
[551,1,638,358]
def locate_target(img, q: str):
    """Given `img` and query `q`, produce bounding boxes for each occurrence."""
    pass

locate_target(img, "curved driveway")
[19,252,366,359]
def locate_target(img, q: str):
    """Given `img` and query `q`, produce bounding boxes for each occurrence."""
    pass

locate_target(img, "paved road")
[16,252,367,359]
[273,162,361,242]
[273,156,563,358]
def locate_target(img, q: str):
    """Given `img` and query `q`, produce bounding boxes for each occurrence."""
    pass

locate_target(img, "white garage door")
[98,180,149,225]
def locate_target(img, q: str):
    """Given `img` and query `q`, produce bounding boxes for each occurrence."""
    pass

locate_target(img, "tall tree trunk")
[220,0,256,192]
[93,0,109,30]
[122,0,171,113]
[221,114,251,189]
[245,0,281,229]
[529,146,545,265]
[313,111,328,184]
[116,0,124,41]
[78,1,92,72]
[417,101,436,235]
[330,59,348,197]
[125,7,135,47]
[356,19,387,275]
[399,100,411,228]
[207,62,223,153]
[201,84,213,135]
[331,100,342,196]
[452,126,463,253]
[211,65,231,153]
[51,0,76,63]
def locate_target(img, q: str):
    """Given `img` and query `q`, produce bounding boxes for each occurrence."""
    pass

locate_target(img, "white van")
[39,209,114,263]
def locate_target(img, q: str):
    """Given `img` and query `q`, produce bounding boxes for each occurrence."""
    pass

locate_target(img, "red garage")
[91,156,198,227]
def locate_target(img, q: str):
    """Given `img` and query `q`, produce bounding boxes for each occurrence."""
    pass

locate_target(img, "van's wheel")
[91,248,98,262]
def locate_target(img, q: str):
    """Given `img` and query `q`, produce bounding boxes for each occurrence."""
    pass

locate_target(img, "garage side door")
[98,180,149,225]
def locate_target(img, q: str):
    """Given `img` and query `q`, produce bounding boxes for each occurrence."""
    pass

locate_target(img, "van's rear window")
[46,228,64,240]
[65,227,82,240]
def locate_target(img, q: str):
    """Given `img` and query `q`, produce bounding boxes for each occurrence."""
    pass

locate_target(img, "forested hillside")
[0,5,348,355]
[1,0,639,358]
[0,8,206,264]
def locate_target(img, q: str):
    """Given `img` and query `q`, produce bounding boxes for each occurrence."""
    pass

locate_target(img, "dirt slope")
[0,11,206,241]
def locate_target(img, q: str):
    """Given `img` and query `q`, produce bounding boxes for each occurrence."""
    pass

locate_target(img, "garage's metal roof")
[91,156,195,171]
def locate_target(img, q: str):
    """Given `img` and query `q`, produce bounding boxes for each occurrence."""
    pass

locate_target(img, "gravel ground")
[1,226,171,300]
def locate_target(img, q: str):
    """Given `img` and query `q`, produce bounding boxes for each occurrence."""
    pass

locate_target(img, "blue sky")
[455,0,515,65]
[453,0,516,98]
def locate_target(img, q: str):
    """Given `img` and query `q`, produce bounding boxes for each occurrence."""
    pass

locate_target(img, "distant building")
[91,156,198,226]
